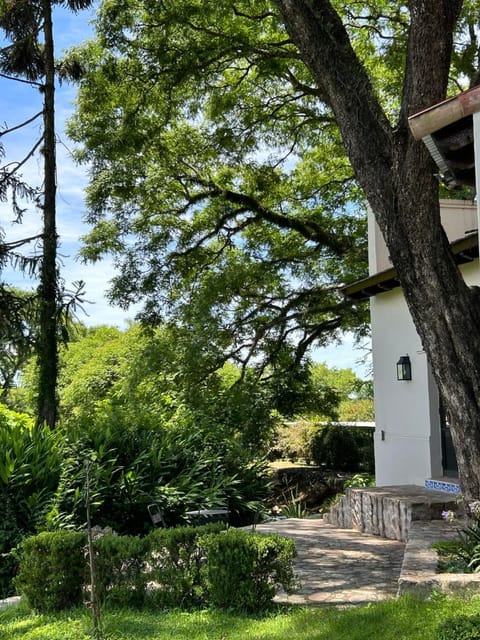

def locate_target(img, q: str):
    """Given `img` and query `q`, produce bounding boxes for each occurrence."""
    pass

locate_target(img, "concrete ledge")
[398,519,480,597]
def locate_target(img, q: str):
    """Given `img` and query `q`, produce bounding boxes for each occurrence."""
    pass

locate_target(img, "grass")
[2,594,480,640]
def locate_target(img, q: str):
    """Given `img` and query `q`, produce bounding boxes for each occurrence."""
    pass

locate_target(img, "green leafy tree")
[310,362,373,421]
[68,0,368,379]
[69,1,480,500]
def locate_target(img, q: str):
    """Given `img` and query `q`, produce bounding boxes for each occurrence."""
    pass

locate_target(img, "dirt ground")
[267,465,349,515]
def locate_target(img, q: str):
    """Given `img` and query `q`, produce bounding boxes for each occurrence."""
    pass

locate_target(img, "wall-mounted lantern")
[396,355,412,381]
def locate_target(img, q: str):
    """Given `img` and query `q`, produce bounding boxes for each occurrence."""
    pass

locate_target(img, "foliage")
[57,324,277,457]
[94,533,149,608]
[344,473,375,489]
[280,488,307,519]
[200,528,296,612]
[67,0,370,379]
[146,523,225,609]
[269,364,373,463]
[436,615,480,640]
[94,524,228,609]
[435,502,480,574]
[15,530,87,612]
[309,363,374,421]
[272,421,318,463]
[43,324,274,532]
[309,424,374,472]
[0,289,37,402]
[0,405,63,598]
[15,525,293,614]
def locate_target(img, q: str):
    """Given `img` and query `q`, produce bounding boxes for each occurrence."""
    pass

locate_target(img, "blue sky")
[0,2,371,378]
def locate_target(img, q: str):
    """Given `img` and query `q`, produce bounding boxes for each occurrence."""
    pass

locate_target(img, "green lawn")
[1,595,480,640]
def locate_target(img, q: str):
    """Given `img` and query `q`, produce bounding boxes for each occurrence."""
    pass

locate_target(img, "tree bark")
[37,0,58,428]
[274,0,480,499]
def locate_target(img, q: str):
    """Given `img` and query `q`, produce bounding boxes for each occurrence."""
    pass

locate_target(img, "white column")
[474,112,480,239]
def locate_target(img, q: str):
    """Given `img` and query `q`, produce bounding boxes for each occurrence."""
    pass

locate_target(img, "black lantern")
[396,355,412,381]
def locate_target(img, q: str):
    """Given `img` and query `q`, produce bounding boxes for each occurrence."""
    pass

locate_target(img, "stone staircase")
[323,484,480,596]
[323,485,459,542]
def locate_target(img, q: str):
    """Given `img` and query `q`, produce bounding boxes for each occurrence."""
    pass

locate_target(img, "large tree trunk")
[37,0,58,428]
[274,0,480,500]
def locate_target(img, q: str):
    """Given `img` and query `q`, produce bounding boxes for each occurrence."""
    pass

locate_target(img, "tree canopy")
[68,0,373,374]
[68,1,480,499]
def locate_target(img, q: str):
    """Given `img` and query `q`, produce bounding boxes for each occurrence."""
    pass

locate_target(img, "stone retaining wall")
[324,485,458,542]
[324,484,480,597]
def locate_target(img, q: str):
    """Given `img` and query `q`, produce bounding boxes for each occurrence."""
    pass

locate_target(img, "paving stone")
[255,518,405,606]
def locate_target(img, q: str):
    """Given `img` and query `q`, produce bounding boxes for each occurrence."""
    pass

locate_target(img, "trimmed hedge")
[94,533,149,608]
[15,531,87,612]
[15,524,296,612]
[200,528,296,611]
[146,523,225,608]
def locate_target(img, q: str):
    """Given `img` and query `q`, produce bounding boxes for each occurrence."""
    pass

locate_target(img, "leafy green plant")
[344,473,375,489]
[436,615,480,640]
[280,487,307,518]
[0,406,63,596]
[200,528,297,611]
[309,424,374,472]
[146,523,225,608]
[434,502,480,574]
[94,533,149,608]
[433,540,471,574]
[15,531,87,612]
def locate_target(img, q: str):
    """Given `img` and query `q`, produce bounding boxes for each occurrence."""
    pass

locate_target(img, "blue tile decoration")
[425,479,461,495]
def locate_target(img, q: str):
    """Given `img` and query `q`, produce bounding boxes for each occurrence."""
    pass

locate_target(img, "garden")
[0,325,375,612]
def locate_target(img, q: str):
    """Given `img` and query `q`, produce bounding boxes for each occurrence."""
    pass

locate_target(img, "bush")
[146,523,225,608]
[15,531,87,612]
[15,525,296,613]
[200,528,296,611]
[309,424,374,472]
[272,421,318,463]
[94,533,149,607]
[0,406,63,597]
[437,615,480,640]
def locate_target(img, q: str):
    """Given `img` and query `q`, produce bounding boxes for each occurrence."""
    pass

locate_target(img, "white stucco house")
[342,86,480,495]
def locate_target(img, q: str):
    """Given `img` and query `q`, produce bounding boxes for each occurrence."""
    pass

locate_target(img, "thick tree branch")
[180,175,352,254]
[273,0,394,214]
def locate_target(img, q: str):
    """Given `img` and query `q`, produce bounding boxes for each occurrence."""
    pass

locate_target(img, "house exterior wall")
[371,288,436,485]
[369,108,480,488]
[371,249,479,486]
[368,199,477,275]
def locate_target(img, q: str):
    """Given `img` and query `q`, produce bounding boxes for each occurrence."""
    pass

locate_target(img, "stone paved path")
[255,518,405,606]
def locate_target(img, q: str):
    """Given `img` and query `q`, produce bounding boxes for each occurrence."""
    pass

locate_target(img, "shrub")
[15,525,296,613]
[309,424,374,472]
[94,533,149,607]
[200,528,296,611]
[436,615,480,640]
[272,421,318,463]
[146,523,225,608]
[15,531,87,612]
[0,406,63,597]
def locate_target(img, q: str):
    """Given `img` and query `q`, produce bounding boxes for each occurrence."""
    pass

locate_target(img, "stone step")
[324,485,459,542]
